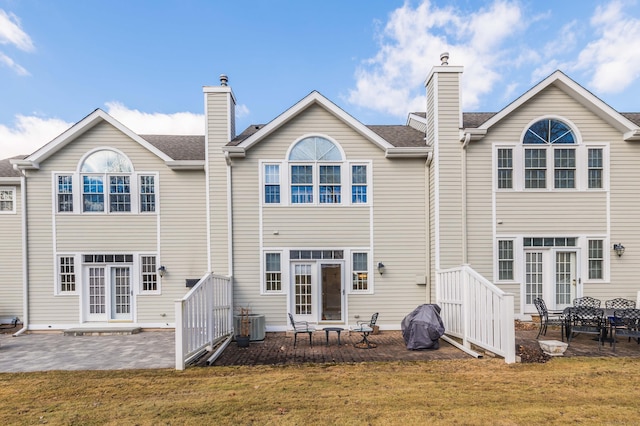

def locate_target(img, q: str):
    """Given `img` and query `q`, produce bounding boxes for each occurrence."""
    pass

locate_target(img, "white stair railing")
[175,273,232,370]
[436,265,516,363]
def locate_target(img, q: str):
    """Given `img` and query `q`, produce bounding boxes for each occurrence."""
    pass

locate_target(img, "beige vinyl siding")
[0,184,24,320]
[26,122,207,326]
[229,104,427,327]
[433,71,464,269]
[206,90,232,275]
[463,83,640,312]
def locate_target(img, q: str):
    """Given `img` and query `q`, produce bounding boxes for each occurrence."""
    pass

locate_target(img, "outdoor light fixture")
[157,265,167,277]
[613,243,625,257]
[377,262,385,275]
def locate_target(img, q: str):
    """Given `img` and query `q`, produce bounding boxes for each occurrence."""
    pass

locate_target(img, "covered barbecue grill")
[401,304,445,350]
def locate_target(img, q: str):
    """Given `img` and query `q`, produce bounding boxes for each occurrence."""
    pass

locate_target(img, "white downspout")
[461,132,471,264]
[14,173,28,336]
[225,151,234,277]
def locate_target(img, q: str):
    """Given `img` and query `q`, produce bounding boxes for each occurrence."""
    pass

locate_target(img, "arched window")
[79,150,134,212]
[522,119,577,189]
[80,149,133,173]
[288,136,343,161]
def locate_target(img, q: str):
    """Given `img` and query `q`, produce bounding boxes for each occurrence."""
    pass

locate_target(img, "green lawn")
[1,357,639,425]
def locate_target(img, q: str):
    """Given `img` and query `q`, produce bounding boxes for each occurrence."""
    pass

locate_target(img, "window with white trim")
[497,149,512,189]
[0,187,15,213]
[57,175,73,212]
[352,252,368,291]
[265,252,282,292]
[263,164,280,204]
[588,240,604,280]
[588,148,603,189]
[139,175,156,212]
[351,165,367,203]
[289,136,342,205]
[58,256,76,293]
[524,119,575,190]
[497,240,514,281]
[141,255,158,292]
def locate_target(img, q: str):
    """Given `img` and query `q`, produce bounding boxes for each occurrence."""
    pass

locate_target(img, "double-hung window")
[140,255,159,292]
[139,175,156,212]
[523,119,576,190]
[352,252,369,291]
[351,165,367,203]
[290,165,314,204]
[319,165,341,203]
[264,252,282,292]
[58,256,76,293]
[497,240,514,281]
[0,187,16,213]
[289,136,343,205]
[588,240,604,280]
[57,175,73,212]
[264,164,281,204]
[588,148,603,189]
[497,149,513,189]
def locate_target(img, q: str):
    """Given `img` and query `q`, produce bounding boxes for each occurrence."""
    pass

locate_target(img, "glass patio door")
[321,263,343,321]
[524,250,577,312]
[291,263,315,322]
[84,266,132,322]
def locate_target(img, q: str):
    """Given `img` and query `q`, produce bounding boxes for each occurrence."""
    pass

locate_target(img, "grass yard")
[1,357,639,425]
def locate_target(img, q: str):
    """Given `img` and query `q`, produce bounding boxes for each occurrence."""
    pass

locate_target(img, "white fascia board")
[406,113,427,126]
[165,160,206,170]
[477,71,638,137]
[624,129,640,141]
[10,159,39,170]
[462,128,487,141]
[221,146,246,158]
[0,177,21,183]
[23,109,173,166]
[385,147,431,158]
[235,91,394,153]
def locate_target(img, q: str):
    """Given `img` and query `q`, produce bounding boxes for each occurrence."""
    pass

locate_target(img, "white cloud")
[0,9,34,51]
[0,9,34,76]
[347,0,524,116]
[0,114,71,158]
[570,0,640,93]
[105,102,205,135]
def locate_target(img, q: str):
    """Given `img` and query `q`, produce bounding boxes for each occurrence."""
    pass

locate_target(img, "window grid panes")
[498,240,514,280]
[352,252,368,291]
[497,149,513,189]
[588,240,604,280]
[59,256,76,292]
[554,149,575,188]
[588,148,603,189]
[290,250,343,260]
[525,252,543,304]
[141,255,158,292]
[264,164,280,204]
[0,188,14,212]
[83,176,104,212]
[523,237,577,247]
[265,253,282,292]
[294,264,312,315]
[524,149,546,188]
[109,175,131,212]
[139,176,156,212]
[319,165,341,204]
[57,176,73,212]
[351,165,367,203]
[290,165,313,204]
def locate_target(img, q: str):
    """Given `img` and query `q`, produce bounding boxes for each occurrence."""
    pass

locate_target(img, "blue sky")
[2,0,640,158]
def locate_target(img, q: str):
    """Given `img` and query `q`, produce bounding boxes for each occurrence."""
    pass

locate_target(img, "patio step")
[63,327,142,336]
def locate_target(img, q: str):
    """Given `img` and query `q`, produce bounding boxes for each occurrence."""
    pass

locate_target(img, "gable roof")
[11,109,205,171]
[0,155,26,180]
[224,91,429,158]
[464,70,640,141]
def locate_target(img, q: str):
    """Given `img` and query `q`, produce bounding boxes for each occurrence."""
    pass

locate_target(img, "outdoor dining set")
[534,296,640,351]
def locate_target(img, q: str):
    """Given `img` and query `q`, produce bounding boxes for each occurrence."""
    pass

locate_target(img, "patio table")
[322,327,344,346]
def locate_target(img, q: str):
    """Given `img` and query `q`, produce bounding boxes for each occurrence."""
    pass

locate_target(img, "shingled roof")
[0,155,27,178]
[139,135,205,161]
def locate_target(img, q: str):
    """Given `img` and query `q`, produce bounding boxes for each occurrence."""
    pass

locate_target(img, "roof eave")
[10,159,39,171]
[221,146,246,158]
[462,128,488,141]
[624,129,640,141]
[385,147,431,158]
[165,160,205,170]
[0,177,22,183]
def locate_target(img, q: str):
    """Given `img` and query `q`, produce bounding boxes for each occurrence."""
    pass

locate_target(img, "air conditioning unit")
[233,314,266,341]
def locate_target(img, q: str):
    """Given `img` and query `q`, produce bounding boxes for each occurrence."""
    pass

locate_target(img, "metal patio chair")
[533,297,565,340]
[611,309,640,352]
[573,296,601,308]
[353,312,379,349]
[288,313,315,348]
[605,298,636,309]
[566,306,605,350]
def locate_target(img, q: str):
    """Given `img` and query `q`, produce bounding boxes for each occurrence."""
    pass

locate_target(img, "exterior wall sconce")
[377,262,385,275]
[157,265,167,277]
[613,243,625,257]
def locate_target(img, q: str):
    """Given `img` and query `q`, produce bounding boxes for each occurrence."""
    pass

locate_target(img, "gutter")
[14,173,28,336]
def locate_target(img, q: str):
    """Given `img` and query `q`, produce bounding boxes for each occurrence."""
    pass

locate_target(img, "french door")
[290,262,343,323]
[525,250,578,312]
[84,266,133,322]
